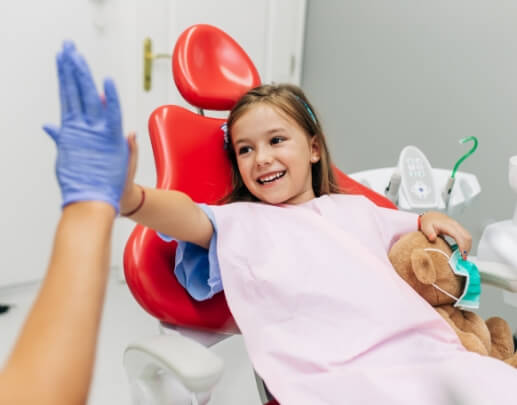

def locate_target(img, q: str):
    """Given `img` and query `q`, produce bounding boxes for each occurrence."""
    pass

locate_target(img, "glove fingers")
[63,40,76,53]
[104,78,123,137]
[61,41,82,119]
[43,124,60,144]
[56,52,70,119]
[69,50,103,123]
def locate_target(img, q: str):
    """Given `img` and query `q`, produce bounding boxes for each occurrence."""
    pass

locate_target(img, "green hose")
[451,136,478,178]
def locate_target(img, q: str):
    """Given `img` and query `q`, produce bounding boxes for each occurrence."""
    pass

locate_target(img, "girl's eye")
[238,146,252,155]
[271,136,285,145]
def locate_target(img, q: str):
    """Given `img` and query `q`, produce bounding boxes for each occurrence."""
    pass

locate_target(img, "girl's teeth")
[259,171,285,184]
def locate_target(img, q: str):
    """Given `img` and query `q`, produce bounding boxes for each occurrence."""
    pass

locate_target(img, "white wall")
[0,0,136,287]
[0,0,166,288]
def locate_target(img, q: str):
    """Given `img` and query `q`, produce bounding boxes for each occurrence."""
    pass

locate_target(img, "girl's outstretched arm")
[120,135,213,249]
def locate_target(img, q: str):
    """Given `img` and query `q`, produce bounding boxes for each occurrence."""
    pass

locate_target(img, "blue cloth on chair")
[157,204,222,301]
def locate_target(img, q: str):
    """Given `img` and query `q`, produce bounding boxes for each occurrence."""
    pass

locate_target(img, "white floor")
[0,270,262,405]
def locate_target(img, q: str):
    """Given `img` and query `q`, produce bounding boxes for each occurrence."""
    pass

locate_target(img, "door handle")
[143,37,171,92]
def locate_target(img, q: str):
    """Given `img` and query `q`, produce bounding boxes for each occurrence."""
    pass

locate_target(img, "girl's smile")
[257,170,286,185]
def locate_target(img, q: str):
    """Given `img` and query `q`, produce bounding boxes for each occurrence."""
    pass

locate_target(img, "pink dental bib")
[211,195,517,404]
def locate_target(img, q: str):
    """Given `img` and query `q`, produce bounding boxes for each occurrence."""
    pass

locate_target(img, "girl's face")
[231,104,320,205]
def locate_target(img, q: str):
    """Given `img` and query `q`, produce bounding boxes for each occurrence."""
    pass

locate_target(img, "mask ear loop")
[423,248,449,257]
[431,283,460,302]
[422,248,460,302]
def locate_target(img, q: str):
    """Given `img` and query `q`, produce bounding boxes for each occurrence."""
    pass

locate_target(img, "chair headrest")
[172,24,261,111]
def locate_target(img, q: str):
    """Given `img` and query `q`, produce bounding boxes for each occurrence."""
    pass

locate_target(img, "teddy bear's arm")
[435,306,489,356]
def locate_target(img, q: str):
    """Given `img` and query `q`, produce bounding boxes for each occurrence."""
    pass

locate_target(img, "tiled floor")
[0,271,261,404]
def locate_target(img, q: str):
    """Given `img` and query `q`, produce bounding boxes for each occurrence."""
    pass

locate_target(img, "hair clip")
[295,95,317,124]
[221,122,230,149]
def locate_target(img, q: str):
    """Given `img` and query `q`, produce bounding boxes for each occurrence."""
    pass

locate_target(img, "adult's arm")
[0,202,115,405]
[0,40,129,405]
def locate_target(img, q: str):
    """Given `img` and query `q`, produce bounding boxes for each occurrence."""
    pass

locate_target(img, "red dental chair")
[123,24,396,405]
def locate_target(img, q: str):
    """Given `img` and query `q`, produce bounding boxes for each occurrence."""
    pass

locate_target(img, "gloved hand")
[43,41,129,213]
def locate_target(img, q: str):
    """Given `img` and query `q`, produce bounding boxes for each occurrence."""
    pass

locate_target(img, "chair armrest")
[470,256,517,292]
[124,334,224,394]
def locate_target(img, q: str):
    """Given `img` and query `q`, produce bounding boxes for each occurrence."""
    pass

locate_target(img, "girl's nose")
[255,148,273,166]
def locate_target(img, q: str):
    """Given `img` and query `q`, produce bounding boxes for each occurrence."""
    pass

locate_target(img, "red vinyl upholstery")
[123,24,396,334]
[173,24,260,111]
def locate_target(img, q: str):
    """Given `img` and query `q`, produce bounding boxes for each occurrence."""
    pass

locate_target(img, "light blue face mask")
[423,246,481,310]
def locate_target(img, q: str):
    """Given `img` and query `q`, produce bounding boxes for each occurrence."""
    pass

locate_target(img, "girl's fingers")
[421,212,472,259]
[420,221,438,241]
[126,132,138,184]
[435,223,472,258]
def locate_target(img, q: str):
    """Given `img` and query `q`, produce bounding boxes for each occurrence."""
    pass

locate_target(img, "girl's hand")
[419,211,472,259]
[120,132,139,213]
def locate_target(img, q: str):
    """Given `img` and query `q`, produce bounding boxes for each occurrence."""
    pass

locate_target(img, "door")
[113,0,308,271]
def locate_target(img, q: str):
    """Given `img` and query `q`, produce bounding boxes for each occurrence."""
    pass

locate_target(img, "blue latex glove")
[43,41,129,213]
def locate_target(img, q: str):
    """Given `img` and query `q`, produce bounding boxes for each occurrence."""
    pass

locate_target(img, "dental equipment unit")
[474,155,517,298]
[350,137,480,217]
[350,140,517,295]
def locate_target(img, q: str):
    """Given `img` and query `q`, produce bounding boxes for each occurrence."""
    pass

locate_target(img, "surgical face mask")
[423,247,481,310]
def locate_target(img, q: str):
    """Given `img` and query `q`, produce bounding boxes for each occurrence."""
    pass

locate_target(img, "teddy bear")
[388,231,517,367]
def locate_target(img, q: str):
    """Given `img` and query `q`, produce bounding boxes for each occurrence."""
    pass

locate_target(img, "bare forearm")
[0,202,115,405]
[122,185,212,248]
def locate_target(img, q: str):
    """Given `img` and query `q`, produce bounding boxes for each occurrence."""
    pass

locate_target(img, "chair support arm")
[124,334,224,398]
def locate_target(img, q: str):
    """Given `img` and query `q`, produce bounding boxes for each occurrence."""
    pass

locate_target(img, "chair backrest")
[173,24,260,111]
[123,24,396,333]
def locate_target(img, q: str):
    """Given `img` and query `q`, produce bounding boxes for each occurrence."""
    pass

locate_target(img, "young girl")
[121,84,516,404]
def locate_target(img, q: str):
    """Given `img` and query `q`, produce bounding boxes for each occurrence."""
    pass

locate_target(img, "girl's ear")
[310,136,321,163]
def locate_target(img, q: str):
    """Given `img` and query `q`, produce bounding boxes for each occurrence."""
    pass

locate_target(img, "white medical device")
[471,156,517,298]
[349,145,481,216]
[398,145,438,209]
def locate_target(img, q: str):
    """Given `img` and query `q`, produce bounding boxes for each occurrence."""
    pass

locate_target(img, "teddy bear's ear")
[410,249,436,285]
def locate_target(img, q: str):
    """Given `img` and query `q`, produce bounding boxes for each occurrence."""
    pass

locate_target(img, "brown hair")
[222,83,342,203]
